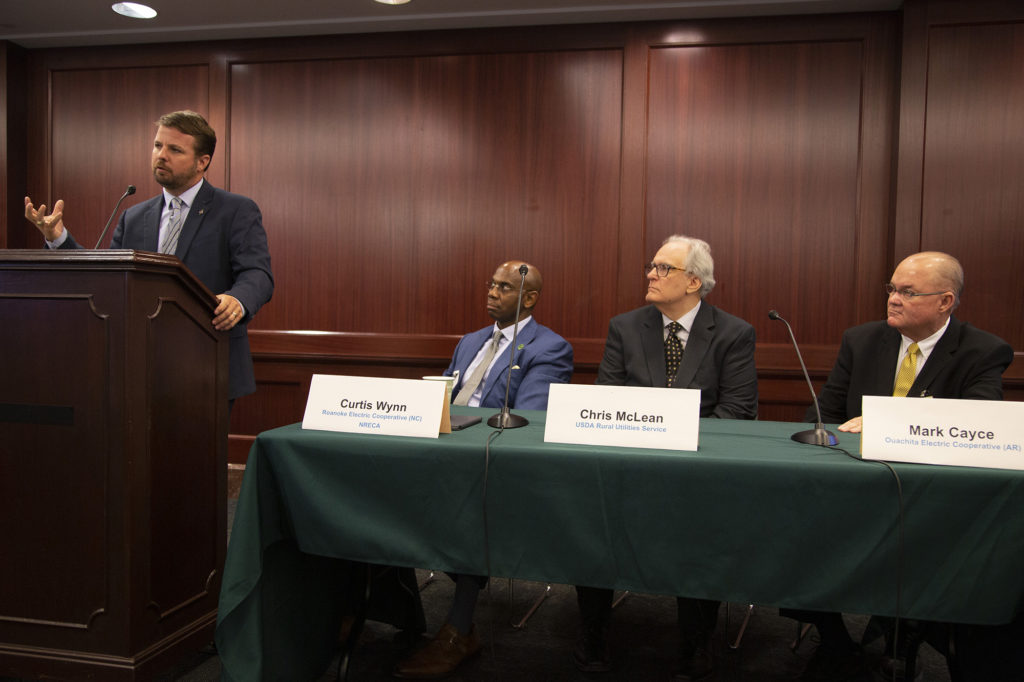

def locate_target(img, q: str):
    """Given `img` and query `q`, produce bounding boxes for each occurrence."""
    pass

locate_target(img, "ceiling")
[2,0,902,50]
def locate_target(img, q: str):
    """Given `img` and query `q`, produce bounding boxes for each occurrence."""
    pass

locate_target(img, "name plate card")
[861,396,1024,470]
[302,374,445,438]
[544,383,700,451]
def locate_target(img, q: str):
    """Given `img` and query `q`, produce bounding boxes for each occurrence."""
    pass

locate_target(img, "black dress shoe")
[572,629,610,673]
[800,642,867,681]
[876,655,924,681]
[672,643,712,681]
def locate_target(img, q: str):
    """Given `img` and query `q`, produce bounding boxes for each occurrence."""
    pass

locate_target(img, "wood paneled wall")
[895,0,1024,349]
[1,42,28,248]
[228,48,624,336]
[4,0,1022,462]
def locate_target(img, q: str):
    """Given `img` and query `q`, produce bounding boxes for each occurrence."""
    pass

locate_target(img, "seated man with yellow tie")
[784,250,1014,680]
[393,259,573,679]
[815,250,1011,433]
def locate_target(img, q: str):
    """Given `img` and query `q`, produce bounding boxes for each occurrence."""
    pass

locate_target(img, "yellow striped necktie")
[892,342,920,397]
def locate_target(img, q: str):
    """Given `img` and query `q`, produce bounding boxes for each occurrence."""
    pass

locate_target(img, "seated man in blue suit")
[25,110,274,404]
[393,259,573,679]
[574,235,757,681]
[446,260,574,410]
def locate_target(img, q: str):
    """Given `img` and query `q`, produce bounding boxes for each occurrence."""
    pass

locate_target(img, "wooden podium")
[0,250,229,680]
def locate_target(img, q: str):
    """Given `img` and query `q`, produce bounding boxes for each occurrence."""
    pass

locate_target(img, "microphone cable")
[479,426,505,664]
[820,440,906,682]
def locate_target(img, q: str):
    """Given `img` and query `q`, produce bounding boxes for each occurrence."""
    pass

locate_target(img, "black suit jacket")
[597,303,758,419]
[813,317,1014,423]
[59,181,274,399]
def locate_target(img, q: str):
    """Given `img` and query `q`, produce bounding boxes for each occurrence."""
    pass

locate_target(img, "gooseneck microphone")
[487,264,530,429]
[93,185,136,249]
[768,310,838,445]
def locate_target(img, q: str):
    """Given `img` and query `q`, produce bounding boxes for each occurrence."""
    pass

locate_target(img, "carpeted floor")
[161,572,951,681]
[2,499,953,682]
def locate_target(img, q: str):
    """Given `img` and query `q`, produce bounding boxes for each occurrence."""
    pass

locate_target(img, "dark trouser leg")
[676,597,719,651]
[573,586,613,672]
[576,585,614,628]
[780,608,854,650]
[949,612,1024,682]
[445,573,486,636]
[673,598,717,680]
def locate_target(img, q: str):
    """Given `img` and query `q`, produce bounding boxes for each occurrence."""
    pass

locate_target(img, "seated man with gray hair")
[574,235,758,681]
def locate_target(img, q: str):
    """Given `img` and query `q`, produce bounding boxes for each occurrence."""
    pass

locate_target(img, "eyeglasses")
[885,283,948,299]
[645,262,686,278]
[486,281,517,294]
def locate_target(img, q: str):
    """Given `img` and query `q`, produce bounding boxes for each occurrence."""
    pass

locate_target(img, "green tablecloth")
[215,408,1024,681]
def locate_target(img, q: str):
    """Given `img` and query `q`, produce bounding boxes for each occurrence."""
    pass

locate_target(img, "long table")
[214,408,1024,681]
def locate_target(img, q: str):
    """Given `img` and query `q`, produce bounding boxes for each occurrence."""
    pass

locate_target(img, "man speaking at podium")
[25,110,274,403]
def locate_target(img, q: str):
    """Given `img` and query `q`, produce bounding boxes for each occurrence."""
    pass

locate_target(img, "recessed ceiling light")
[111,3,158,19]
[374,0,412,5]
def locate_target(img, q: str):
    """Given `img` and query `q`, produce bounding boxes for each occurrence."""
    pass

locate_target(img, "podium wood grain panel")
[146,298,222,621]
[0,295,110,629]
[0,251,228,680]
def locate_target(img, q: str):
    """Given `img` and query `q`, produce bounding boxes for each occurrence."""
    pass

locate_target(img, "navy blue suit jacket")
[597,303,758,420]
[59,181,274,399]
[813,317,1014,423]
[445,320,573,410]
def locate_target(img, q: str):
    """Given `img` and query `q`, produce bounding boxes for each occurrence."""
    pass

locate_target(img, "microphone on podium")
[768,310,838,446]
[487,264,530,429]
[94,185,136,249]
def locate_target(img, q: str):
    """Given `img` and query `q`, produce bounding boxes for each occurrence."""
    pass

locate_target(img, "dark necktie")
[665,321,683,387]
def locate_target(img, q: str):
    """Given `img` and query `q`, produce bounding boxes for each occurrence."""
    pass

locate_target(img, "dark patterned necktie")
[665,321,683,387]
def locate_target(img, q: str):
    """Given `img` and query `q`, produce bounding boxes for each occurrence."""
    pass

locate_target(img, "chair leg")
[417,570,436,591]
[511,583,552,629]
[508,586,626,630]
[791,622,813,652]
[728,604,755,650]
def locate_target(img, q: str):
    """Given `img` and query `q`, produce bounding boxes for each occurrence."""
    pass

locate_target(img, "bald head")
[900,252,963,304]
[498,261,543,292]
[487,260,543,328]
[886,251,962,341]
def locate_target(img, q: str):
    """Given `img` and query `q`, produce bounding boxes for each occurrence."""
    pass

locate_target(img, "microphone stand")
[93,185,136,249]
[487,265,530,429]
[768,310,838,445]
